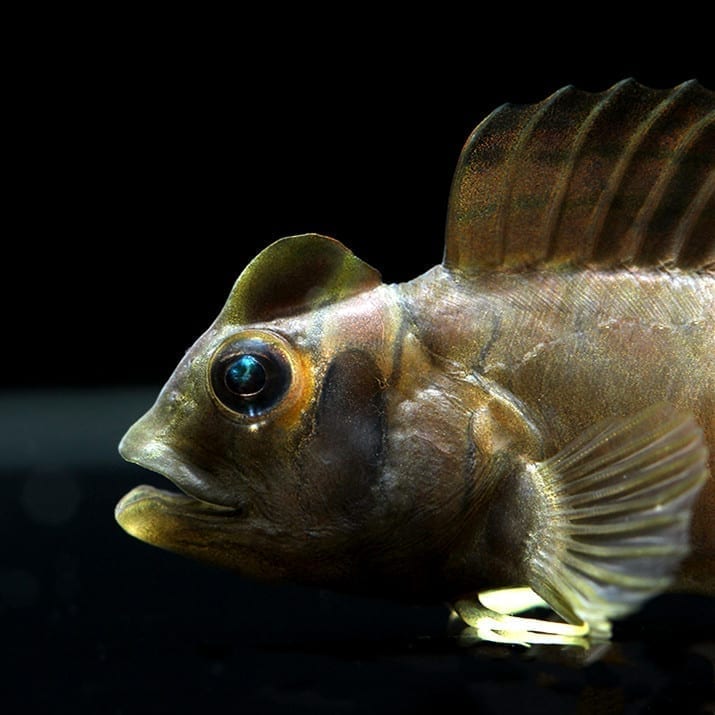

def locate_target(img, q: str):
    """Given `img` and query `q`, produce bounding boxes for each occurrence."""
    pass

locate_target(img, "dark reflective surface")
[1,391,713,713]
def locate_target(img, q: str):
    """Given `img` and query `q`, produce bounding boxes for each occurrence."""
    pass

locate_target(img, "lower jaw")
[115,484,244,542]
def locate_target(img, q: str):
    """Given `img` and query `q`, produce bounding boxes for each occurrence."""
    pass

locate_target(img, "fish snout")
[118,407,241,509]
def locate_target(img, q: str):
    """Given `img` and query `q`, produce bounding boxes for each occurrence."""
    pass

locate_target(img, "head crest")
[220,234,382,324]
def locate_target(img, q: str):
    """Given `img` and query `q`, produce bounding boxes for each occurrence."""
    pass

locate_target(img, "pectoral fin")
[525,403,708,637]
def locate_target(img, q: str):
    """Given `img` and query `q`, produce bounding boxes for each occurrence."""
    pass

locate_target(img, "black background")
[9,17,713,389]
[3,13,714,714]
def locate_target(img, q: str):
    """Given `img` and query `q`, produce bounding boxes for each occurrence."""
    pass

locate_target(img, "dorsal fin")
[444,79,715,273]
[219,234,382,324]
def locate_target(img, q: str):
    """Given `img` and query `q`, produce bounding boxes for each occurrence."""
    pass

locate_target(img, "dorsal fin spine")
[672,166,715,266]
[586,82,691,264]
[629,107,715,264]
[547,81,633,264]
[444,80,715,273]
[499,87,573,266]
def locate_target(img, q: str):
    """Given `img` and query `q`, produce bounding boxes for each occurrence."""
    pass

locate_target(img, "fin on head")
[444,79,715,273]
[525,403,708,637]
[219,234,382,324]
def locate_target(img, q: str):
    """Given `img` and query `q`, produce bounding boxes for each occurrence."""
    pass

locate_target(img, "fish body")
[117,80,714,636]
[399,265,714,597]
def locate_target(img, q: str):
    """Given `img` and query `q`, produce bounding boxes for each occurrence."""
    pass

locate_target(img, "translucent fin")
[444,79,715,273]
[453,588,593,648]
[525,403,708,637]
[220,234,382,323]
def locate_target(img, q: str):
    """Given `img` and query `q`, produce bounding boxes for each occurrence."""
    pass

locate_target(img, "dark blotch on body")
[300,350,386,517]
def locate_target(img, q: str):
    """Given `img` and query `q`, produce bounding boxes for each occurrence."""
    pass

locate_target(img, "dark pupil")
[211,337,291,418]
[224,355,266,396]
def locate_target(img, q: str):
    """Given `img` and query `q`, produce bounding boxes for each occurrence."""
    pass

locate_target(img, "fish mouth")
[115,484,243,543]
[116,423,247,545]
[116,484,242,521]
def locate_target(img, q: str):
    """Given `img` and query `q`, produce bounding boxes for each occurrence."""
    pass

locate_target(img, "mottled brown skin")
[399,266,715,595]
[118,279,481,601]
[118,261,714,601]
[117,80,714,622]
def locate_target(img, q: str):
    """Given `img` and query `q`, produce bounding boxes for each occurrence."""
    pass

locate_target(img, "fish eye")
[209,333,292,418]
[224,354,267,397]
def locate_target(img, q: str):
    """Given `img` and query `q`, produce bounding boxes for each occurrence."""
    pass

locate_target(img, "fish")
[116,79,714,643]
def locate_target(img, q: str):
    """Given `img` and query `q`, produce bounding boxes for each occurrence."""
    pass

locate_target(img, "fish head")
[116,234,400,585]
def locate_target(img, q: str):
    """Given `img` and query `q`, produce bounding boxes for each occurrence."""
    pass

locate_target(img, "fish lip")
[118,428,246,512]
[115,484,244,522]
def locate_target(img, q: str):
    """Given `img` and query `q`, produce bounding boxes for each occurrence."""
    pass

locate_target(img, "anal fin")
[525,403,708,637]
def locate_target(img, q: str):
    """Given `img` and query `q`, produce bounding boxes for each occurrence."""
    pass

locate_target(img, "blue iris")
[211,337,291,417]
[224,354,267,396]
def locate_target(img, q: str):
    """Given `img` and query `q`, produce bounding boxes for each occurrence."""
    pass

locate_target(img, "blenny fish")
[117,80,714,643]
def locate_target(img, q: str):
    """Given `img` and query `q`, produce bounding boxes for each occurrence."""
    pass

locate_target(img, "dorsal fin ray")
[444,79,715,273]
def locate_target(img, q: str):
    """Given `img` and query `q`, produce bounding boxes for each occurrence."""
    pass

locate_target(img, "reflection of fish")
[117,80,714,639]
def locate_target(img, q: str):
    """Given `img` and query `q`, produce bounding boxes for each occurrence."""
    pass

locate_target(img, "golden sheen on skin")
[116,80,714,646]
